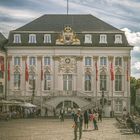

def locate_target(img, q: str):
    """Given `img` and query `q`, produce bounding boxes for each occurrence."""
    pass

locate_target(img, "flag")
[110,62,114,81]
[95,61,98,81]
[8,62,10,81]
[41,60,43,81]
[0,56,4,71]
[126,62,129,81]
[25,61,29,81]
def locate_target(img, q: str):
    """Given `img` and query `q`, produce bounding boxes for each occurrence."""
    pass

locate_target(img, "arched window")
[14,72,20,90]
[85,74,91,91]
[100,71,107,91]
[29,73,36,90]
[44,72,51,90]
[115,71,122,91]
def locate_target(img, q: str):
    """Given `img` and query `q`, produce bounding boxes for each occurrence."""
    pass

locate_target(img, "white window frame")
[85,57,92,66]
[114,34,122,44]
[44,57,51,65]
[84,34,92,43]
[44,34,51,43]
[14,72,20,90]
[100,57,107,66]
[29,34,36,43]
[115,57,122,66]
[44,73,51,91]
[115,100,123,113]
[13,34,21,43]
[29,57,36,66]
[99,34,107,44]
[85,74,91,91]
[14,57,20,66]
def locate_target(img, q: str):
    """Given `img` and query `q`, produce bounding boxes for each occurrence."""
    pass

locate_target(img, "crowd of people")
[0,107,41,120]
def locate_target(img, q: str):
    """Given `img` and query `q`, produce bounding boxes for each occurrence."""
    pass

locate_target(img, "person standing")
[73,108,83,140]
[98,109,102,122]
[60,108,65,121]
[84,110,89,130]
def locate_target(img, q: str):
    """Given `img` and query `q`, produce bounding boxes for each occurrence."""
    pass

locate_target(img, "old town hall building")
[2,14,133,116]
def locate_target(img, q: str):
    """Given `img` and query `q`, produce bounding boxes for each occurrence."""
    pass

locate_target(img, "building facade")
[6,14,133,116]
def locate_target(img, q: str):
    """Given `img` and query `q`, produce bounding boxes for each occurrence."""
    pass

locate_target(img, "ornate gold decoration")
[56,26,80,45]
[108,56,114,61]
[58,56,76,73]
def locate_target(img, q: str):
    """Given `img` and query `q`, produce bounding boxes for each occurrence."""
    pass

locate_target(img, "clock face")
[65,58,70,64]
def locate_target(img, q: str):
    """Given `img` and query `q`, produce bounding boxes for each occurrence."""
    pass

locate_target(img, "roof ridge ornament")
[56,26,80,45]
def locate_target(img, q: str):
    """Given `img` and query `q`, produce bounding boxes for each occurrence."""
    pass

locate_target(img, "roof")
[0,33,7,50]
[15,14,121,32]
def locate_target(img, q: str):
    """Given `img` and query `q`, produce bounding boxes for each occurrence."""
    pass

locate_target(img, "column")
[22,56,27,100]
[93,56,99,106]
[108,56,114,111]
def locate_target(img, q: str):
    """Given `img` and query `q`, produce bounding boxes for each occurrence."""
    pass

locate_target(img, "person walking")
[90,112,98,130]
[84,110,89,130]
[73,108,83,140]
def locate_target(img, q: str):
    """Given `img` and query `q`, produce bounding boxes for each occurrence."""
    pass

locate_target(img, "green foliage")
[130,77,140,106]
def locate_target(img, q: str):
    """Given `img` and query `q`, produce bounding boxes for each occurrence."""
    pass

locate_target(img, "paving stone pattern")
[0,118,139,140]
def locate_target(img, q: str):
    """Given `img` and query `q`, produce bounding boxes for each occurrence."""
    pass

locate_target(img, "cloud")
[122,28,140,79]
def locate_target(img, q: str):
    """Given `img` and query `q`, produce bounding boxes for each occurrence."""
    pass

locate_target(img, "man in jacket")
[73,108,83,140]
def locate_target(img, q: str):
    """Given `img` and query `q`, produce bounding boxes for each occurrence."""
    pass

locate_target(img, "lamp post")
[31,75,35,104]
[102,87,104,109]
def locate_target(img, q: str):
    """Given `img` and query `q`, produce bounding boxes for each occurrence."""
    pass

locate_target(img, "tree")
[130,77,140,106]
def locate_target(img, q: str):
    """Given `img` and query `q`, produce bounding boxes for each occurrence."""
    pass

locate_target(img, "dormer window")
[44,34,51,43]
[29,34,36,43]
[99,34,107,44]
[84,34,92,43]
[115,34,122,44]
[13,34,21,43]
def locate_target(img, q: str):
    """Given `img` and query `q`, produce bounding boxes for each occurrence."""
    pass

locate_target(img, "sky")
[0,0,140,79]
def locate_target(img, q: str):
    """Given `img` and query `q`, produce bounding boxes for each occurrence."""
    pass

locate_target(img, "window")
[115,100,122,112]
[100,57,107,66]
[14,57,20,66]
[115,34,122,44]
[14,72,20,90]
[44,34,51,43]
[29,34,36,43]
[115,72,122,91]
[29,57,36,65]
[0,84,3,94]
[100,71,107,91]
[29,73,35,90]
[85,74,91,91]
[0,71,3,79]
[13,34,21,43]
[44,57,50,65]
[85,57,91,66]
[44,73,51,90]
[99,34,107,43]
[115,57,122,66]
[63,74,72,91]
[84,34,92,43]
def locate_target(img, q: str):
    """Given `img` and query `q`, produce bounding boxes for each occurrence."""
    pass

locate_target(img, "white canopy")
[20,102,37,108]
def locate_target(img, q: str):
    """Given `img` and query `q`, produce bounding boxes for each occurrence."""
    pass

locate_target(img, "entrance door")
[63,74,72,91]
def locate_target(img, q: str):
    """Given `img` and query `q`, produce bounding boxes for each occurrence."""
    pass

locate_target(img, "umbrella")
[0,100,21,105]
[20,102,37,108]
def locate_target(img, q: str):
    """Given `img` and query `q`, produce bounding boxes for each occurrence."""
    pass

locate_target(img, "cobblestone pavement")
[0,118,139,140]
